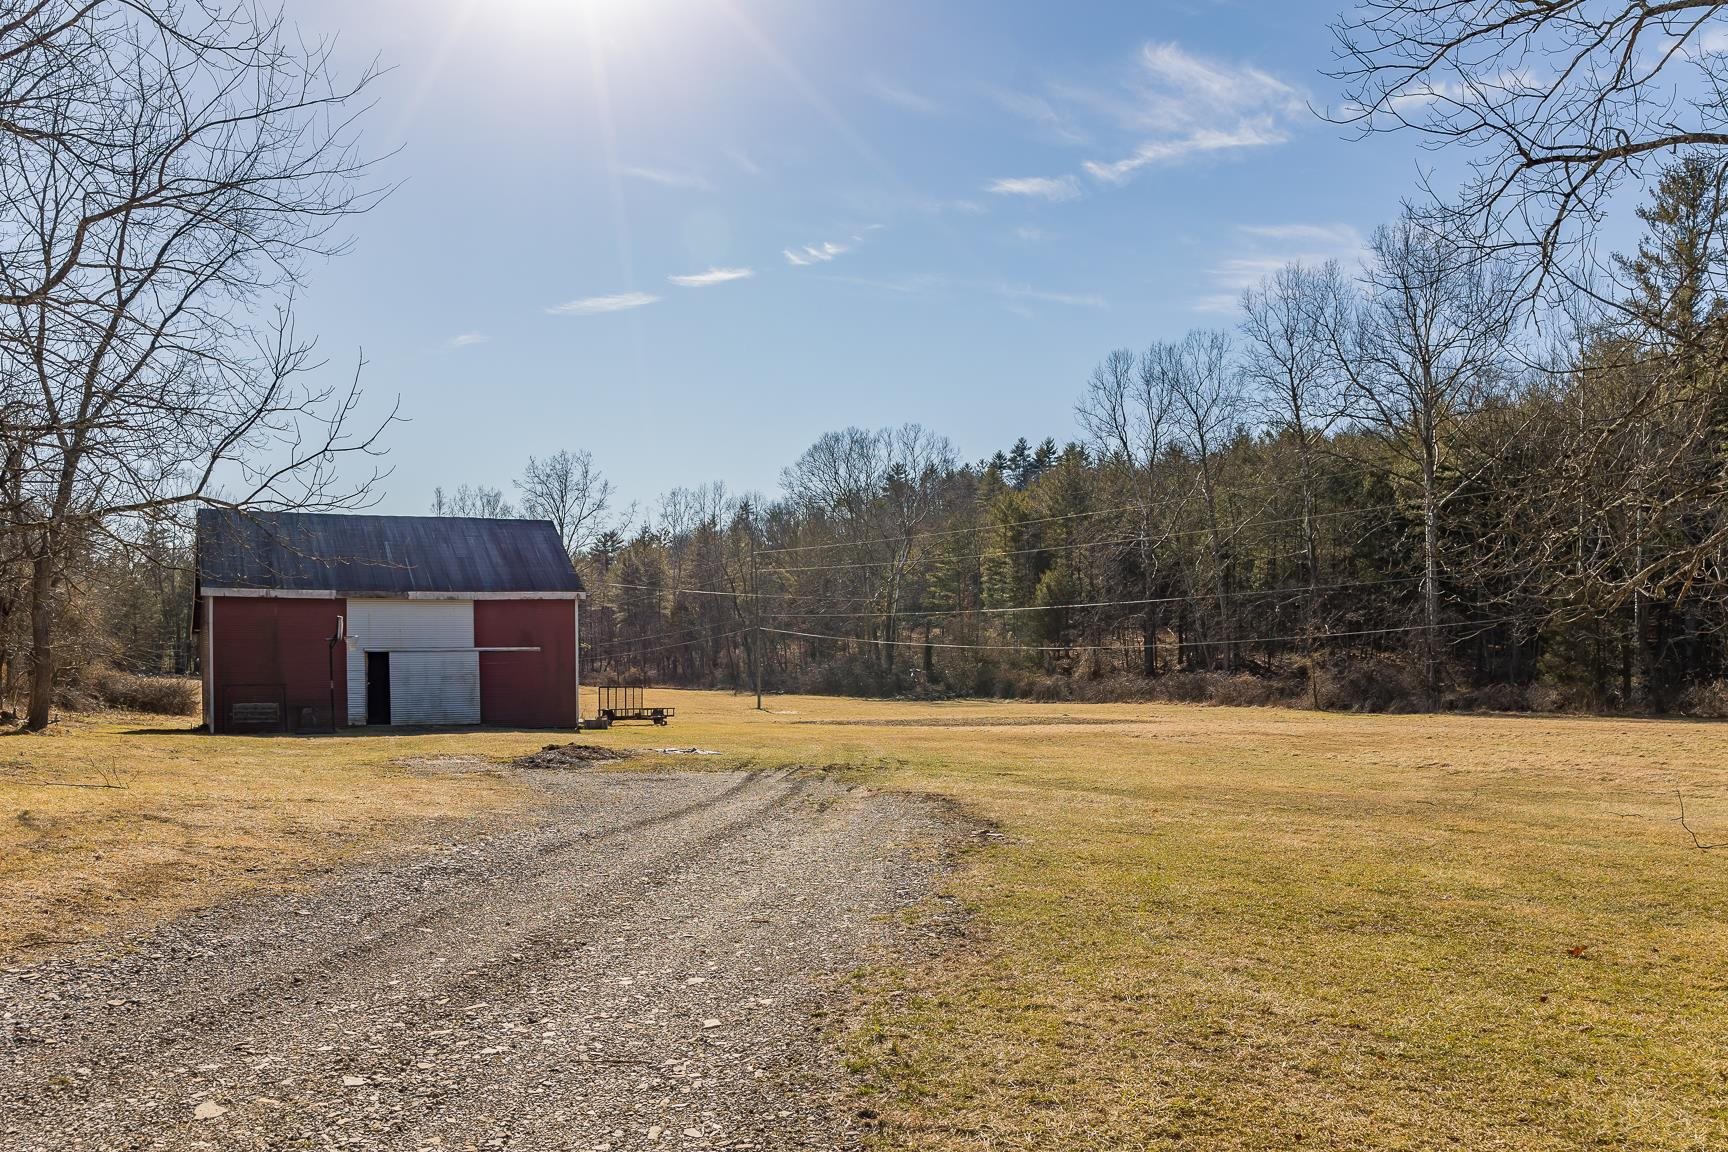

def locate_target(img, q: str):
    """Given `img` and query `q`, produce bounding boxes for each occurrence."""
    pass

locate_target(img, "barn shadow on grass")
[116,724,587,738]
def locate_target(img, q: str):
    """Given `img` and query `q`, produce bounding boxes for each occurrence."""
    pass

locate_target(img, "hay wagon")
[587,684,675,729]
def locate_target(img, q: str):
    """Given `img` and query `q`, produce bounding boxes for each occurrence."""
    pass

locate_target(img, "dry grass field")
[0,716,552,954]
[4,691,1727,1149]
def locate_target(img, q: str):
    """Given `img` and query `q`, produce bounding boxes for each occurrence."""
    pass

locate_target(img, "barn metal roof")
[195,509,585,594]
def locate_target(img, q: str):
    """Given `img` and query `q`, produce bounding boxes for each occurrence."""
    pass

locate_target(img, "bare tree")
[431,484,513,519]
[1077,346,1174,676]
[0,2,374,305]
[879,423,956,674]
[781,427,887,529]
[1241,261,1351,703]
[780,427,895,667]
[1150,329,1247,672]
[0,2,387,728]
[1330,212,1518,708]
[779,424,954,682]
[1330,1,1728,292]
[655,481,728,595]
[516,449,615,559]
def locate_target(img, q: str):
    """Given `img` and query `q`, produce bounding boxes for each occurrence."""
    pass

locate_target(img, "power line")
[592,627,748,659]
[601,581,889,607]
[602,499,1412,595]
[756,501,1141,557]
[585,610,1523,669]
[588,620,729,652]
[762,614,1522,654]
[763,500,1408,575]
[757,573,1427,621]
[606,549,1417,607]
[751,455,1429,559]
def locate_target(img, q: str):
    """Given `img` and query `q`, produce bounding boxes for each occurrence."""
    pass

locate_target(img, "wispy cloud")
[1236,223,1364,246]
[1194,257,1290,314]
[835,188,984,221]
[1195,222,1365,314]
[725,147,763,177]
[619,164,712,191]
[783,240,851,267]
[1080,43,1307,184]
[668,266,755,288]
[985,175,1081,201]
[448,332,488,348]
[992,89,1090,146]
[867,75,942,115]
[1014,225,1049,242]
[1085,123,1288,183]
[991,43,1304,192]
[1135,41,1305,122]
[1366,64,1536,115]
[998,282,1107,309]
[930,198,986,216]
[545,291,661,316]
[823,272,948,298]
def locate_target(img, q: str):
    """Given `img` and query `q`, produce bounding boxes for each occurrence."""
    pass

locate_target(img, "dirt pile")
[511,741,629,769]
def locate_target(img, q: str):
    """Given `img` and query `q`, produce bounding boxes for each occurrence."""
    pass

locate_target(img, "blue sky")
[288,0,1456,518]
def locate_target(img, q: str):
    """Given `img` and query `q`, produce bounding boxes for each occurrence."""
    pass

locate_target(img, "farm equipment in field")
[587,684,675,729]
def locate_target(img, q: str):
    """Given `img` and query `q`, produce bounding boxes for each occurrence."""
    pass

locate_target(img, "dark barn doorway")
[366,651,391,725]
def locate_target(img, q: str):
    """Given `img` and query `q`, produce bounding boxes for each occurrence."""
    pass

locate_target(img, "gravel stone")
[0,767,963,1150]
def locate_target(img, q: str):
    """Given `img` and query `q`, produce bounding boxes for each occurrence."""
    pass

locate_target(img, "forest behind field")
[5,2,1728,720]
[53,159,1728,717]
[570,173,1728,715]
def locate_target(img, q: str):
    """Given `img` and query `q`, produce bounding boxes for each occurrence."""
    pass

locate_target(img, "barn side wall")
[209,597,347,733]
[475,599,577,728]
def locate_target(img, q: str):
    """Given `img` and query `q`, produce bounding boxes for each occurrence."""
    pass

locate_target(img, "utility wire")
[608,556,1419,606]
[755,573,1427,621]
[588,620,730,652]
[756,501,1141,557]
[597,627,748,659]
[601,499,1411,596]
[753,455,1436,558]
[763,501,1410,575]
[762,615,1522,654]
[588,599,1513,665]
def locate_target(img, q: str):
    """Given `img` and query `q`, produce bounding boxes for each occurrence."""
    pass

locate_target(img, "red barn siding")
[475,599,576,728]
[210,597,346,732]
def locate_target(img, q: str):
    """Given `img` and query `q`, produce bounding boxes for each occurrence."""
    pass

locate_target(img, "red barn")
[194,509,584,733]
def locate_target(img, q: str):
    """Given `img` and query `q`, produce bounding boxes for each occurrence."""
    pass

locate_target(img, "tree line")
[541,170,1725,714]
[4,1,1727,720]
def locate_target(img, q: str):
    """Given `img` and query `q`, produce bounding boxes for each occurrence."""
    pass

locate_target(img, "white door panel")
[345,599,475,724]
[389,650,480,725]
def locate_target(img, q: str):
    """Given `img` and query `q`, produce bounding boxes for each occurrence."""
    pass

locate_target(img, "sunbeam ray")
[712,0,897,181]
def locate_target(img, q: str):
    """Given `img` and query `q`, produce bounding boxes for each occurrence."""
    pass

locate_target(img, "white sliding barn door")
[389,650,481,725]
[346,599,478,725]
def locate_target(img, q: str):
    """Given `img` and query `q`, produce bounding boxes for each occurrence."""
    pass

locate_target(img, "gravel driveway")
[0,765,964,1151]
